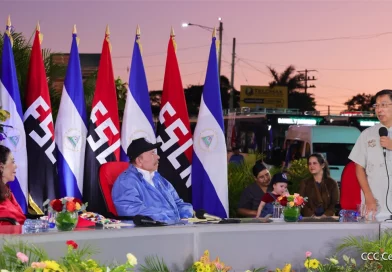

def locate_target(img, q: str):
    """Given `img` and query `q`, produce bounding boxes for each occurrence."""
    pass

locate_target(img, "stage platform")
[0,221,382,271]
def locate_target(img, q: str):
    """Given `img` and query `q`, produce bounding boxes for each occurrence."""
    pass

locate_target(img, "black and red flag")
[156,28,193,202]
[23,23,58,210]
[84,26,120,213]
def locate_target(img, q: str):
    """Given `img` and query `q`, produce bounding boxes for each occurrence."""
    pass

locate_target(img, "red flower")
[66,240,78,249]
[50,199,63,212]
[279,196,288,206]
[66,201,76,212]
[72,198,83,206]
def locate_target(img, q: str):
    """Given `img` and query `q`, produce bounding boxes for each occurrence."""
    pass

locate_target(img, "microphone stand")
[383,149,392,222]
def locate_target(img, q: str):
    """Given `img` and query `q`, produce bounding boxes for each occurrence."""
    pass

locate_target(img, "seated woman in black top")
[237,163,271,217]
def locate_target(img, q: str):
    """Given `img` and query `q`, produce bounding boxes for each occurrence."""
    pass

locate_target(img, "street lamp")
[182,19,223,78]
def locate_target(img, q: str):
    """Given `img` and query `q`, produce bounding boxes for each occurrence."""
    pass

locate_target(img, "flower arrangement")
[0,240,137,272]
[276,193,307,208]
[186,250,232,272]
[45,197,87,213]
[44,197,88,231]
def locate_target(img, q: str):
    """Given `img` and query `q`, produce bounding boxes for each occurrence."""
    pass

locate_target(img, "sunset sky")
[2,0,392,115]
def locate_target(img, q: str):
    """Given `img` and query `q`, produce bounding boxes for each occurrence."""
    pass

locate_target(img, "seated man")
[112,138,193,223]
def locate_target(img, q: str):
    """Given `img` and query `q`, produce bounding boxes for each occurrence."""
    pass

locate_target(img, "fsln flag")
[120,25,155,162]
[191,30,228,218]
[23,23,58,210]
[84,26,120,214]
[156,28,193,202]
[55,25,87,199]
[0,16,28,212]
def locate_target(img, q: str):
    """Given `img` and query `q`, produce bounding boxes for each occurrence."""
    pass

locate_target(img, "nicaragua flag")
[120,25,155,162]
[54,25,87,198]
[191,31,228,218]
[0,16,28,213]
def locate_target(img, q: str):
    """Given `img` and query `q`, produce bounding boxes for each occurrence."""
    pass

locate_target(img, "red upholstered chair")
[98,162,129,218]
[340,161,361,210]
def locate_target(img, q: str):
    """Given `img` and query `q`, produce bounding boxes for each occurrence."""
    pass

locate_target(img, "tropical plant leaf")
[139,255,170,272]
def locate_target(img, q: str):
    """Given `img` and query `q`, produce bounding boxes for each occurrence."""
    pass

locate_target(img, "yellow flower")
[75,202,81,210]
[126,253,137,266]
[282,263,291,272]
[309,259,320,269]
[43,260,62,271]
[194,261,203,268]
[304,259,310,268]
[275,269,282,272]
[204,250,210,257]
[289,201,295,207]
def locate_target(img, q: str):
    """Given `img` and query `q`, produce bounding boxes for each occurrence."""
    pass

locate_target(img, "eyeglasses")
[373,103,392,109]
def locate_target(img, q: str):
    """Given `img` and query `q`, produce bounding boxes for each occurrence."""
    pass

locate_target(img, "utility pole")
[229,37,236,111]
[218,20,223,78]
[328,105,330,116]
[297,69,317,94]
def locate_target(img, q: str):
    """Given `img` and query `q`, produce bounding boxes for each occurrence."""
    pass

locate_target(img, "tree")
[0,31,66,119]
[149,90,162,116]
[267,65,304,94]
[344,93,375,112]
[267,65,316,112]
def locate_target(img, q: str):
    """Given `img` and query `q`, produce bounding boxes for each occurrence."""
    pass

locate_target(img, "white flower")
[327,258,339,265]
[126,253,137,266]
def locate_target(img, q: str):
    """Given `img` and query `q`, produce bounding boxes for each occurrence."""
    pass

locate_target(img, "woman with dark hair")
[299,153,339,217]
[0,145,26,225]
[237,163,271,217]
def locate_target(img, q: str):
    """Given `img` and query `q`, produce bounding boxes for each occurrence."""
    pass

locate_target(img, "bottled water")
[339,209,359,222]
[23,219,49,233]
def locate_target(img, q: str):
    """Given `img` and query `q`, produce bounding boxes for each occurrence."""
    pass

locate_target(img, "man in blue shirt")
[112,138,194,223]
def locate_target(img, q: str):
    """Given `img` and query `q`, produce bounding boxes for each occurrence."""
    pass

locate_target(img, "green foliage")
[227,153,263,218]
[286,158,311,194]
[138,256,170,272]
[336,230,392,271]
[0,240,48,271]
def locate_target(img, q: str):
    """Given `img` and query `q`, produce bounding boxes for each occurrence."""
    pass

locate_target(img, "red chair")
[340,161,361,210]
[98,162,129,217]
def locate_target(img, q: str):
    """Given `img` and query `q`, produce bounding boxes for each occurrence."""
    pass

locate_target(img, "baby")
[256,172,289,218]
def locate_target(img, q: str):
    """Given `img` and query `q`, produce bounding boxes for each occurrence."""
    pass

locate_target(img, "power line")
[112,44,210,59]
[236,31,392,46]
[238,57,392,72]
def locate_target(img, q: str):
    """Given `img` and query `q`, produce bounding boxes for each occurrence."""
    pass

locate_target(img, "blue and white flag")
[0,18,28,212]
[191,33,228,218]
[120,26,155,161]
[54,26,87,198]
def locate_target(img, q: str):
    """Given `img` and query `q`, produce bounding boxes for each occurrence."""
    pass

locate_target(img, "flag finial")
[105,24,110,35]
[6,15,11,27]
[36,21,40,31]
[136,24,140,36]
[212,27,216,38]
[73,24,77,34]
[170,26,175,37]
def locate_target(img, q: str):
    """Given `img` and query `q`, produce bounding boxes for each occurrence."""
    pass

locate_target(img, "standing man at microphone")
[349,89,392,220]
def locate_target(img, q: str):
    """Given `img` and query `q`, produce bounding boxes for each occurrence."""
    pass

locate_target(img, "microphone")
[195,209,222,221]
[133,215,167,227]
[379,127,388,157]
[378,127,392,221]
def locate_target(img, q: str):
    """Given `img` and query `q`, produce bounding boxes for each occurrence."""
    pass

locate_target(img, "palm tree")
[0,30,66,118]
[267,65,304,94]
[267,65,316,112]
